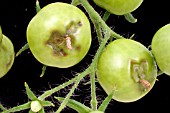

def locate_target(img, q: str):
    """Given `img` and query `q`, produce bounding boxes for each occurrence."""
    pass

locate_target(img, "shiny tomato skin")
[27,2,91,68]
[93,0,143,15]
[97,39,157,102]
[0,35,15,78]
[151,24,170,76]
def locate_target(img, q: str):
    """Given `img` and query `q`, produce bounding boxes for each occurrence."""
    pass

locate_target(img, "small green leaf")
[16,43,29,57]
[36,0,41,13]
[40,65,47,77]
[124,13,137,23]
[55,97,93,113]
[2,102,31,113]
[41,100,55,107]
[38,107,45,113]
[29,109,34,113]
[71,0,80,6]
[25,82,37,100]
[98,89,115,112]
[102,11,110,22]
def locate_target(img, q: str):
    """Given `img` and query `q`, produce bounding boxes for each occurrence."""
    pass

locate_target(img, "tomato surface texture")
[93,0,143,15]
[0,34,15,78]
[96,39,157,102]
[27,2,91,68]
[151,24,170,76]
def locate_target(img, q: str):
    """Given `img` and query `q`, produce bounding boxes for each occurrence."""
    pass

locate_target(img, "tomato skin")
[0,35,15,78]
[27,2,91,68]
[89,111,104,113]
[93,0,143,15]
[151,24,170,76]
[96,39,157,102]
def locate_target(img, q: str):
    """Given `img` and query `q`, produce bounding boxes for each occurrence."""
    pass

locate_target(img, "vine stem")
[90,66,98,110]
[55,69,90,113]
[37,72,88,100]
[0,103,7,111]
[79,0,125,40]
[2,1,124,112]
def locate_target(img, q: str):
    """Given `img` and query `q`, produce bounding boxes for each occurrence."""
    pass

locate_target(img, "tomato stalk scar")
[66,36,72,50]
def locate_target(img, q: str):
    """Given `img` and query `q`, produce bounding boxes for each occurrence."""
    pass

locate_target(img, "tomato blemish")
[65,36,72,50]
[130,59,150,90]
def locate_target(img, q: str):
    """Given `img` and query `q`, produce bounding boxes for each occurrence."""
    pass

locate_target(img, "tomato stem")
[55,68,90,113]
[0,103,7,111]
[79,0,125,41]
[90,68,98,110]
[55,97,93,112]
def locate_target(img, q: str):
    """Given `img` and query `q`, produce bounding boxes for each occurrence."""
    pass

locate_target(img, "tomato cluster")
[1,0,170,113]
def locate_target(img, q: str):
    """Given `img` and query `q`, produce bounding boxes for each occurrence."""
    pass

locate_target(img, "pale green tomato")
[90,111,104,113]
[151,24,170,76]
[93,0,143,15]
[97,39,157,102]
[27,2,91,68]
[0,34,15,78]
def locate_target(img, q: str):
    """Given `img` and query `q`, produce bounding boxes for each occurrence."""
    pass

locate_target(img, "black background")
[0,0,170,113]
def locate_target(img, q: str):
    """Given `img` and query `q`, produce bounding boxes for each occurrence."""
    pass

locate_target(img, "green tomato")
[27,2,91,68]
[151,24,170,76]
[0,27,15,78]
[96,39,157,102]
[93,0,143,15]
[90,111,104,113]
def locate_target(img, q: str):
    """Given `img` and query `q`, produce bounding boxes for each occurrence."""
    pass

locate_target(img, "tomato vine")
[0,0,170,113]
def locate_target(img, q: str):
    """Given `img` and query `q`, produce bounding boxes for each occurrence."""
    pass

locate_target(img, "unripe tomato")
[96,39,157,102]
[27,2,91,68]
[0,28,15,78]
[90,111,104,113]
[93,0,143,15]
[151,24,170,76]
